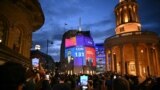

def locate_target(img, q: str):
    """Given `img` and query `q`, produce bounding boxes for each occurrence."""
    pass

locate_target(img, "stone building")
[0,0,44,66]
[104,0,160,77]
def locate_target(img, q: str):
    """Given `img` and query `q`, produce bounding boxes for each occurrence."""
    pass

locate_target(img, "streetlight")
[46,39,53,55]
[46,39,53,70]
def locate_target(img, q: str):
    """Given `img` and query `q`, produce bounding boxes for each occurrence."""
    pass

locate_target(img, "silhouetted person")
[0,62,26,90]
[52,74,71,90]
[23,69,38,90]
[112,77,130,90]
[151,77,160,90]
[41,74,52,90]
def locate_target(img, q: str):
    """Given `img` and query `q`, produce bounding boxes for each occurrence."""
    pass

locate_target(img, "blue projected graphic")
[65,46,86,66]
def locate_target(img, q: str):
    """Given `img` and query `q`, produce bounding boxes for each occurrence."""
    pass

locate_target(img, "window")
[120,27,124,32]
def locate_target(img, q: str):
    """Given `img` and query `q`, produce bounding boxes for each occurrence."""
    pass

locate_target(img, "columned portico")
[104,0,160,78]
[104,31,160,77]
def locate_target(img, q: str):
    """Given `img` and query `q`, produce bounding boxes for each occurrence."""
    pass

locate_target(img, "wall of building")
[0,0,44,66]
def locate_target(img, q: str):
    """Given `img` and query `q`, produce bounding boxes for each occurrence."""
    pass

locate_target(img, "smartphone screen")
[32,58,39,68]
[82,86,88,90]
[45,74,50,80]
[113,75,116,79]
[80,75,88,86]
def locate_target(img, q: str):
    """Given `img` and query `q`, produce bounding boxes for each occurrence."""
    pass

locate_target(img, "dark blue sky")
[32,0,160,62]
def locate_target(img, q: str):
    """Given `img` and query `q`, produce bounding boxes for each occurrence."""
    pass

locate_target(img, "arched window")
[12,26,22,52]
[0,15,8,44]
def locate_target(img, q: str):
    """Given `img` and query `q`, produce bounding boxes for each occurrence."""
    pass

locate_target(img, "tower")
[105,0,160,77]
[115,0,141,34]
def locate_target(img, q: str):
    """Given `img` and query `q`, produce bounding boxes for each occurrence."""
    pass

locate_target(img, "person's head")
[59,74,66,81]
[112,77,130,90]
[0,62,26,90]
[157,77,160,84]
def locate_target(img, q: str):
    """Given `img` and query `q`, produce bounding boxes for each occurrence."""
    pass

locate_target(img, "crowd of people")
[0,62,160,90]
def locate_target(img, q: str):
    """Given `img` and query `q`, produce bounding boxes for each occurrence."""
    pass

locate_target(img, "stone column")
[116,12,119,26]
[152,48,157,76]
[106,50,109,71]
[156,46,160,76]
[108,48,113,71]
[146,44,153,76]
[118,10,121,25]
[133,43,140,76]
[113,53,117,72]
[153,45,160,76]
[106,49,112,71]
[110,48,115,72]
[119,45,125,75]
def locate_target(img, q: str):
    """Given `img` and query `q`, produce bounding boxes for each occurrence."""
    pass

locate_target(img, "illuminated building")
[104,0,160,77]
[60,30,96,74]
[0,0,44,66]
[95,44,106,73]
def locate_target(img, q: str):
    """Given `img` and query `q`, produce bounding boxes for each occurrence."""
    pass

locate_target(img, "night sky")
[32,0,160,62]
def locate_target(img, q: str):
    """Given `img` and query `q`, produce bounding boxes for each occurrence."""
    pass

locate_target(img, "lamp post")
[46,39,53,70]
[46,39,53,54]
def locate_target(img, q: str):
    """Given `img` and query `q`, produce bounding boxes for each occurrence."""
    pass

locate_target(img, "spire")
[78,17,82,31]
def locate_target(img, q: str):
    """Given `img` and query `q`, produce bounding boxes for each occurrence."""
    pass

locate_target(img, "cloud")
[138,0,160,34]
[33,0,160,62]
[84,19,112,28]
[40,0,83,20]
[82,14,116,44]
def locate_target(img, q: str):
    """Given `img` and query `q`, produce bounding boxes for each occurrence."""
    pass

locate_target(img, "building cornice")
[0,0,44,32]
[105,31,159,47]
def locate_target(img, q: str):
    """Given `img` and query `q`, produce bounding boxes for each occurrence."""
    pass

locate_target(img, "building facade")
[95,44,106,73]
[0,0,44,66]
[104,0,160,77]
[60,30,96,74]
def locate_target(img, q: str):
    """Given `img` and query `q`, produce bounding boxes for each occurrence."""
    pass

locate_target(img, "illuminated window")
[124,15,128,22]
[0,17,6,43]
[13,27,22,52]
[120,27,124,32]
